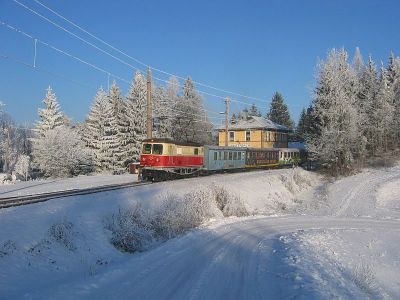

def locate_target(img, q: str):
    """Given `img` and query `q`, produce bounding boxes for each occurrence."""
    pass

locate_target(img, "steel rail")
[0,181,152,209]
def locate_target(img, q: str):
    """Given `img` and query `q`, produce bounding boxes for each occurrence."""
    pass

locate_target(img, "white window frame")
[229,131,235,142]
[245,130,251,142]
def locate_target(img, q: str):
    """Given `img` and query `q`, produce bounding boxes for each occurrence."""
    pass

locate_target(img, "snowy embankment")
[0,168,317,298]
[1,166,400,299]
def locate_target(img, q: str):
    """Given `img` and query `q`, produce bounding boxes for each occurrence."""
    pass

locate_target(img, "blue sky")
[0,0,399,125]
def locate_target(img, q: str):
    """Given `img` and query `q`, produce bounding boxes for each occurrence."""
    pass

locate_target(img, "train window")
[177,147,182,155]
[228,152,233,160]
[233,152,238,160]
[214,152,218,160]
[143,144,152,154]
[238,152,242,160]
[218,151,222,160]
[194,148,199,155]
[246,131,251,141]
[224,152,228,160]
[153,144,163,155]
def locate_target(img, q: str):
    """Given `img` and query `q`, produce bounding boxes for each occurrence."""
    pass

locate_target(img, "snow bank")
[375,177,400,212]
[278,228,400,298]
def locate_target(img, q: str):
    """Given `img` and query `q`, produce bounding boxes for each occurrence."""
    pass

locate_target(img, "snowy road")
[38,216,400,299]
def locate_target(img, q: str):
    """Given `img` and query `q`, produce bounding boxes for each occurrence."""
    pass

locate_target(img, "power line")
[12,0,145,73]
[0,52,96,89]
[31,0,270,104]
[0,20,131,85]
[0,20,225,117]
[9,0,235,103]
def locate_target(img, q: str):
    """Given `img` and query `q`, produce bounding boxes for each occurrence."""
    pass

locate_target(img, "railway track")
[0,181,152,209]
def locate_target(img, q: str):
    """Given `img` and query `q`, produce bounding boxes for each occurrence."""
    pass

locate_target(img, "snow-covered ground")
[1,167,399,299]
[0,173,138,199]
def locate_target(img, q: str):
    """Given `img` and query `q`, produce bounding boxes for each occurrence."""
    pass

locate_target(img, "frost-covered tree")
[352,47,365,77]
[126,72,147,162]
[34,86,65,138]
[83,87,110,172]
[386,53,400,147]
[109,82,129,171]
[33,126,92,177]
[14,154,30,180]
[0,105,31,173]
[153,76,180,139]
[267,92,294,128]
[172,77,212,144]
[307,48,362,174]
[369,66,394,153]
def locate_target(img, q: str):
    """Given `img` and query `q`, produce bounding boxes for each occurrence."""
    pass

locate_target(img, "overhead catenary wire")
[6,2,279,115]
[31,0,270,104]
[0,21,131,85]
[0,21,225,117]
[0,52,96,89]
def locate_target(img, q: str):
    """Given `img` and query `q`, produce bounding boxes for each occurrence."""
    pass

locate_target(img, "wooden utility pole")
[146,67,152,139]
[225,97,230,147]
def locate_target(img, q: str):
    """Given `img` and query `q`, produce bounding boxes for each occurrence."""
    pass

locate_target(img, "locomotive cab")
[140,138,204,181]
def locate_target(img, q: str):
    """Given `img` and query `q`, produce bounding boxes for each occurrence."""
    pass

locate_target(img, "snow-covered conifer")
[35,86,65,137]
[126,72,147,162]
[267,92,294,128]
[172,77,212,144]
[307,48,361,174]
[83,87,110,172]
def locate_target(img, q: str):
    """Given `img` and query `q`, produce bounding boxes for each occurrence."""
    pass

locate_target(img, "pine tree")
[35,86,65,137]
[296,108,307,141]
[126,71,147,162]
[109,82,129,171]
[267,92,294,128]
[248,104,261,117]
[352,47,365,76]
[83,87,109,172]
[359,57,380,155]
[371,66,394,153]
[306,48,361,174]
[387,54,400,146]
[172,77,211,144]
[32,86,67,172]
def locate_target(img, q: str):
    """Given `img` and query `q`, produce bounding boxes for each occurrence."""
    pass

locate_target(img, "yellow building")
[217,116,291,148]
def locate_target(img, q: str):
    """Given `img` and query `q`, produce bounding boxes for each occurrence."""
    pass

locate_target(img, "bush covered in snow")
[210,184,249,217]
[48,220,76,251]
[351,261,378,296]
[106,205,154,253]
[153,190,222,239]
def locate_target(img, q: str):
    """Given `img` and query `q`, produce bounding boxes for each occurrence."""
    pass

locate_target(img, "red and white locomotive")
[140,139,205,181]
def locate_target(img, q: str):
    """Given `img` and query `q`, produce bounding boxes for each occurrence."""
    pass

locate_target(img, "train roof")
[142,138,203,147]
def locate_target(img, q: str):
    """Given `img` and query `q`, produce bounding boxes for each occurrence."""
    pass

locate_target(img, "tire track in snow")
[332,168,400,217]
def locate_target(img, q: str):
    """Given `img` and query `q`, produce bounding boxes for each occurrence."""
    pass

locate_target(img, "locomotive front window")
[153,144,163,155]
[143,144,152,154]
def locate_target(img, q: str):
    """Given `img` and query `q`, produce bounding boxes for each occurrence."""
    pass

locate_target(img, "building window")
[229,131,235,142]
[246,131,251,141]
